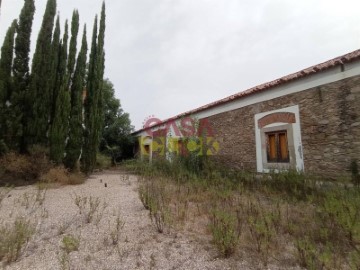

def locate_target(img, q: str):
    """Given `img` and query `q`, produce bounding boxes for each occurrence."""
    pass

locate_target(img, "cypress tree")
[27,0,56,146]
[11,0,35,152]
[49,15,61,118]
[0,20,17,147]
[82,15,98,173]
[65,25,87,170]
[82,3,106,173]
[96,2,106,151]
[67,10,79,89]
[49,20,70,164]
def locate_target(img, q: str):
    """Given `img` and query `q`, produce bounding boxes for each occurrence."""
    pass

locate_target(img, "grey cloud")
[1,0,360,129]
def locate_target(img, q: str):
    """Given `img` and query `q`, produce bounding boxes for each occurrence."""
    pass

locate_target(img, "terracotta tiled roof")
[135,49,360,134]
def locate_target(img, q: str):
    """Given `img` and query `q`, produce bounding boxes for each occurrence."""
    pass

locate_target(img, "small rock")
[105,183,107,187]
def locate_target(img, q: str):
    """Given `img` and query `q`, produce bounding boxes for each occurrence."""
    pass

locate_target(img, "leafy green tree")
[49,20,70,164]
[11,0,35,152]
[27,0,56,146]
[65,25,87,170]
[100,79,134,164]
[0,19,17,150]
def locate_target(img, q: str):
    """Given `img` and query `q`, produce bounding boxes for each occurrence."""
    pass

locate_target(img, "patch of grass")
[61,234,80,253]
[0,218,35,263]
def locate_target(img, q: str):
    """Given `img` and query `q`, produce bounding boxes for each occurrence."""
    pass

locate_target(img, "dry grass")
[39,166,85,186]
[131,159,360,269]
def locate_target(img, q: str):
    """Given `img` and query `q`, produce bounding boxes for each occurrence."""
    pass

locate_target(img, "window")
[144,145,150,154]
[266,130,289,163]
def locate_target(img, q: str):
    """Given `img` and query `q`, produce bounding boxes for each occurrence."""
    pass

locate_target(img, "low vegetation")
[127,157,360,269]
[0,218,34,263]
[0,150,86,187]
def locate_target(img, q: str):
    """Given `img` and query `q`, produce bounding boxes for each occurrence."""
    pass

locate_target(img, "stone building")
[134,49,360,177]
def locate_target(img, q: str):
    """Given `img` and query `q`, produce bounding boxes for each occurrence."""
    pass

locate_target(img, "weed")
[209,208,240,257]
[0,218,34,263]
[294,237,321,270]
[74,194,87,214]
[139,178,172,233]
[110,215,125,245]
[62,234,80,253]
[246,200,274,265]
[73,194,107,224]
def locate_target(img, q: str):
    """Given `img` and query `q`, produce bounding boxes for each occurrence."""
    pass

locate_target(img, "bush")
[0,152,35,181]
[40,166,85,185]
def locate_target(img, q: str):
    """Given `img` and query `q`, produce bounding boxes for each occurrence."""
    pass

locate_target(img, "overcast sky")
[1,0,360,130]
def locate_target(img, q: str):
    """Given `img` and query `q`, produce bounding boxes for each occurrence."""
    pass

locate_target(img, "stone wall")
[207,74,360,177]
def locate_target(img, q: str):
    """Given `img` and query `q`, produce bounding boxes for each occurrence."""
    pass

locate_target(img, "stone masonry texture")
[207,74,360,178]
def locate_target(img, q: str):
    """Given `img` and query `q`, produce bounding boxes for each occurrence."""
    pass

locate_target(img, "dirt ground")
[0,170,261,270]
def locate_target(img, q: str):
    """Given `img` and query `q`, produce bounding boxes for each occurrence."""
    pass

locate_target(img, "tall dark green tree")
[67,10,79,89]
[27,0,56,146]
[96,2,106,135]
[65,25,87,170]
[82,15,98,173]
[49,20,70,164]
[0,19,17,149]
[82,2,106,173]
[11,0,35,152]
[49,15,61,117]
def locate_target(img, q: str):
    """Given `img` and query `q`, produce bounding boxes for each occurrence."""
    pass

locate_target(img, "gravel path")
[0,171,251,270]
